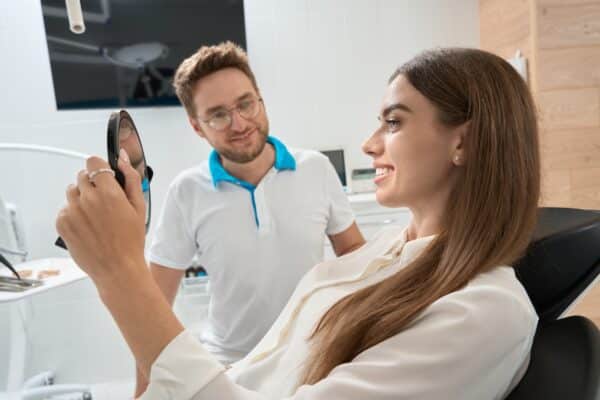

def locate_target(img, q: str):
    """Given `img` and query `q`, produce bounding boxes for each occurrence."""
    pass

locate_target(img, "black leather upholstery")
[505,316,600,400]
[515,207,600,322]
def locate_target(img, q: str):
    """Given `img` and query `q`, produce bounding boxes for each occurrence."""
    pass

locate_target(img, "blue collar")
[209,136,296,189]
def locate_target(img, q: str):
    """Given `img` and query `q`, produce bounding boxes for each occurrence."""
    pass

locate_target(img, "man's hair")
[173,41,258,118]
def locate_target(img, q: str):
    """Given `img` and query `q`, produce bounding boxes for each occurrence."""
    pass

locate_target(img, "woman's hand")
[56,149,146,290]
[57,150,186,377]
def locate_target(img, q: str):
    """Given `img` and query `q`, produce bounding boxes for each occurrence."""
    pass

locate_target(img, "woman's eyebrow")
[382,102,413,117]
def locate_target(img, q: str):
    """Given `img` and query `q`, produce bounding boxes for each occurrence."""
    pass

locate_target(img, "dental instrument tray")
[0,275,44,292]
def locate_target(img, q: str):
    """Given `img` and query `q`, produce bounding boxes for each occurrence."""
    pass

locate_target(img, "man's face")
[189,68,269,163]
[119,118,145,177]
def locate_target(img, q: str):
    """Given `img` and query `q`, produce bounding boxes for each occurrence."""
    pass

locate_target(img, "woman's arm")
[56,153,185,376]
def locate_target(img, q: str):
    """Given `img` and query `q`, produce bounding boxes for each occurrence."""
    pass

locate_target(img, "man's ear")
[189,116,206,139]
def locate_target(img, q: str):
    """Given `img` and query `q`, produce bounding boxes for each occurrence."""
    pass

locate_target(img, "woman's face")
[362,74,465,211]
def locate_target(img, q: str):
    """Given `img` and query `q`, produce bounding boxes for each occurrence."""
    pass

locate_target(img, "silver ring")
[88,168,115,183]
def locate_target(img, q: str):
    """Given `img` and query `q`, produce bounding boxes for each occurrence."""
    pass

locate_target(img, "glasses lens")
[209,114,231,131]
[238,98,259,119]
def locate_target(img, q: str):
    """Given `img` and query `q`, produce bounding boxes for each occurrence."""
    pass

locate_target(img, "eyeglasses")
[200,96,263,131]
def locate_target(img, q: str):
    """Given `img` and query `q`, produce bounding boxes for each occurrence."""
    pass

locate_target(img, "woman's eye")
[385,119,401,131]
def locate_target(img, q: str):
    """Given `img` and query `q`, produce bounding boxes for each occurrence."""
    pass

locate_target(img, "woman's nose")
[362,130,382,157]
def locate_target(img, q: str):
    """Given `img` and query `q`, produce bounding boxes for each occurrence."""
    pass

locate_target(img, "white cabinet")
[349,193,411,240]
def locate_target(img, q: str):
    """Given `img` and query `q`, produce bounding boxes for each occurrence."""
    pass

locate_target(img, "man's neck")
[221,142,275,186]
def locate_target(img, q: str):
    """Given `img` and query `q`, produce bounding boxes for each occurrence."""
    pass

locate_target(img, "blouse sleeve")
[142,279,537,400]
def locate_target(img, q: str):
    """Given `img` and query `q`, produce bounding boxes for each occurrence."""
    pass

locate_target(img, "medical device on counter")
[351,168,377,193]
[320,149,348,188]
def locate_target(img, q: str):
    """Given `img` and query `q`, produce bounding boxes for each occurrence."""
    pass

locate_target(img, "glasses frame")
[200,96,263,131]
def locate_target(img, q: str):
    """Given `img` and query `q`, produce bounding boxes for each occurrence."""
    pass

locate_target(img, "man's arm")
[328,222,365,256]
[134,263,185,398]
[150,262,186,305]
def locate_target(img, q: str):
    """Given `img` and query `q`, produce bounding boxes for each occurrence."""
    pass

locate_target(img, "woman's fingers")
[66,183,80,204]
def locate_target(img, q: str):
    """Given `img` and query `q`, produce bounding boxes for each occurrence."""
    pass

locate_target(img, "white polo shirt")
[148,136,355,363]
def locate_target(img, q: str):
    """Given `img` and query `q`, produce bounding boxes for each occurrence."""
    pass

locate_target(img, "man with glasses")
[135,41,364,396]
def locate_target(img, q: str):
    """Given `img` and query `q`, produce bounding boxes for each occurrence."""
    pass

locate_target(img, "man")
[136,41,364,396]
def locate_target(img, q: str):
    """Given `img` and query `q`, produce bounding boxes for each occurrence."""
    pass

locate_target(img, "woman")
[56,48,540,399]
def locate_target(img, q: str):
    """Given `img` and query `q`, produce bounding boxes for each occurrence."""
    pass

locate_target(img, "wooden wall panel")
[540,169,571,206]
[540,128,600,170]
[537,88,600,130]
[480,0,532,59]
[571,167,600,208]
[538,3,600,49]
[538,47,600,90]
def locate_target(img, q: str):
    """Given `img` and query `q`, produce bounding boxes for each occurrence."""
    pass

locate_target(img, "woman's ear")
[451,121,469,166]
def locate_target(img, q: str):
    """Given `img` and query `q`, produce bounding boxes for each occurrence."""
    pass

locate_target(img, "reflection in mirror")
[108,110,152,232]
[55,110,152,249]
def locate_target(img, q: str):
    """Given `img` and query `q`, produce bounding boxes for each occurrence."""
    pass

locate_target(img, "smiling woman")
[56,47,540,400]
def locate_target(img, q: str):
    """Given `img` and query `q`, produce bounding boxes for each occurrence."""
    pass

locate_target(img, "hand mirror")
[107,110,152,232]
[56,110,152,249]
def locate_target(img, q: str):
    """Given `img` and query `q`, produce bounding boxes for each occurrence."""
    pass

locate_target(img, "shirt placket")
[253,170,276,235]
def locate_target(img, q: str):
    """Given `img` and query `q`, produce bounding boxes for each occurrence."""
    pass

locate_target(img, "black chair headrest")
[515,207,600,321]
[506,316,600,400]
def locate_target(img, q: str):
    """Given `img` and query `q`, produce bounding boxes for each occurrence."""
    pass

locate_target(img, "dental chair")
[506,207,600,400]
[515,207,600,322]
[506,315,600,400]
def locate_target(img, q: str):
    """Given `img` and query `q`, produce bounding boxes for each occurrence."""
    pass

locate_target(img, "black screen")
[321,149,347,187]
[41,0,246,110]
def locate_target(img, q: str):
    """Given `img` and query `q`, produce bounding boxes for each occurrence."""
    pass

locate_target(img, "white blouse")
[142,226,538,400]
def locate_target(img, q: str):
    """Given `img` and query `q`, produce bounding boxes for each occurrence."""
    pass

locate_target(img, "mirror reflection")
[113,111,152,231]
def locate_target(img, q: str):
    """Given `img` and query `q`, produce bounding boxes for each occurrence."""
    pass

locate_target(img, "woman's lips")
[374,166,394,184]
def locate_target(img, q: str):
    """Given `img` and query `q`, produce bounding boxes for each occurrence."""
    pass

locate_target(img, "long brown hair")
[300,48,540,385]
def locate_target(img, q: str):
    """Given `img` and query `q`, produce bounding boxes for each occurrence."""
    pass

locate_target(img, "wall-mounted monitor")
[320,149,347,188]
[40,0,246,110]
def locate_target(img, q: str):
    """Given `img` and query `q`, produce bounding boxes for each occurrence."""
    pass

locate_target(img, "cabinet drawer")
[356,209,411,240]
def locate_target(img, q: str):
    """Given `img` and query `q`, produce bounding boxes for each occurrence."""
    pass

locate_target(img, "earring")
[454,155,461,164]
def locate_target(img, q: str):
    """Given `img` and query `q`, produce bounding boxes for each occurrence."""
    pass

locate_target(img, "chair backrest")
[515,207,600,322]
[506,316,600,400]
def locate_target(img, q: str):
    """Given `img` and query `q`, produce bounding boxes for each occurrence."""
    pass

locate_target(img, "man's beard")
[218,124,269,164]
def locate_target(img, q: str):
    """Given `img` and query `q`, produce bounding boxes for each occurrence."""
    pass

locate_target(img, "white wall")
[0,0,478,260]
